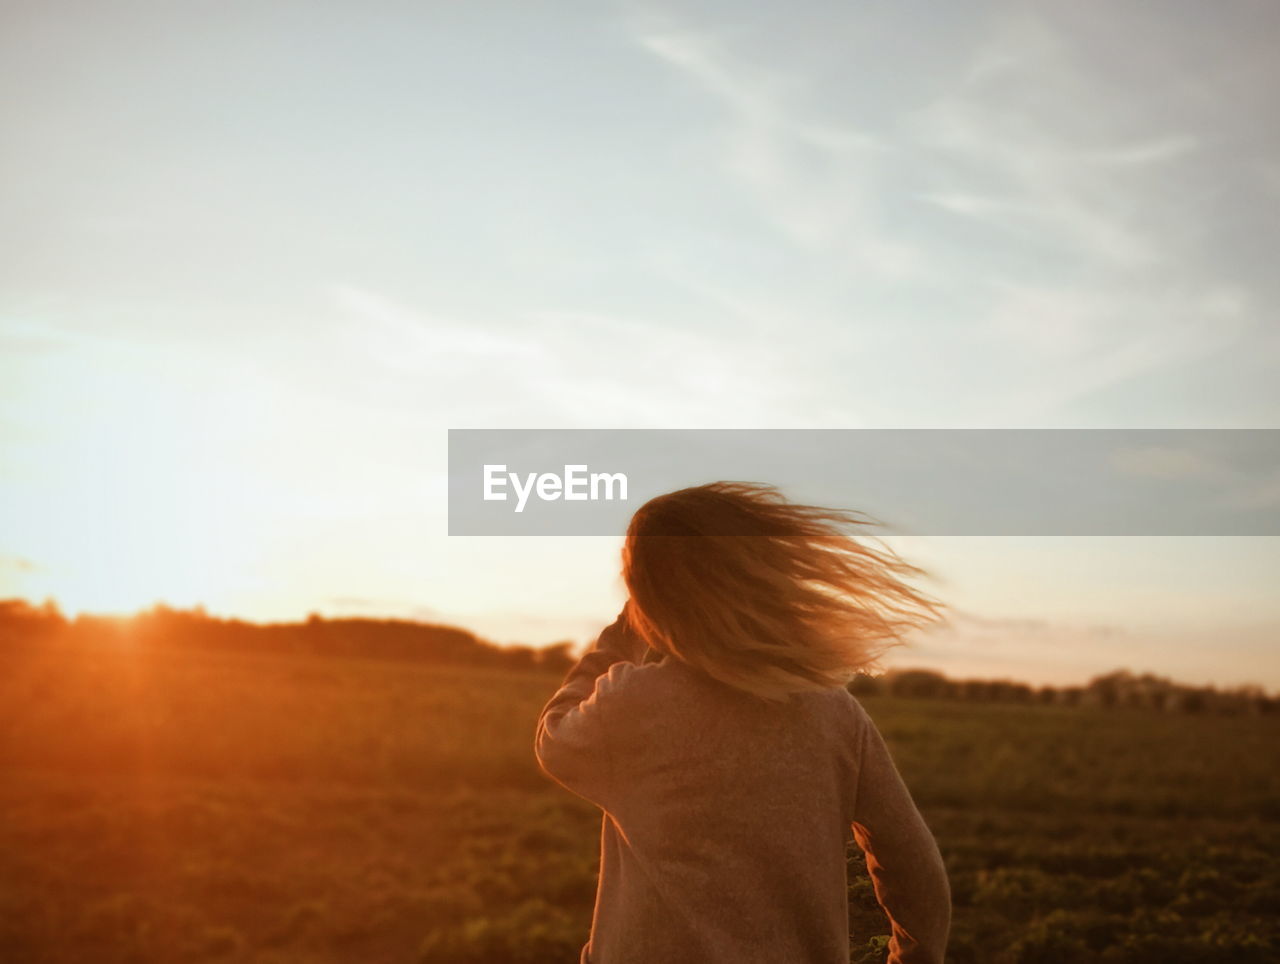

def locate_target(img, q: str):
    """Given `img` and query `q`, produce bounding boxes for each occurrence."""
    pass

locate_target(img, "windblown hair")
[622,481,944,703]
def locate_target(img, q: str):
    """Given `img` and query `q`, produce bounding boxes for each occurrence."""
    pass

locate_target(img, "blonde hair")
[621,481,943,703]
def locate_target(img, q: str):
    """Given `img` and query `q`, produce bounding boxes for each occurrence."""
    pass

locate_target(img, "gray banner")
[447,429,1280,536]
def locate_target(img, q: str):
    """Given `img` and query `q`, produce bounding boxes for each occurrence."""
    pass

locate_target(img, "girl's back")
[537,647,950,964]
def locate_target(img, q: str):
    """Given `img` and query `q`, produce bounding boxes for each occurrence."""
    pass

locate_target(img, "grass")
[1,640,1277,963]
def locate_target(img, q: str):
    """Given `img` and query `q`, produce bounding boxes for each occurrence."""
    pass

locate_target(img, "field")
[1,641,1278,963]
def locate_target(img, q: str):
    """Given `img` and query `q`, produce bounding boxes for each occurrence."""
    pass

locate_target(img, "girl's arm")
[532,606,648,806]
[848,699,951,964]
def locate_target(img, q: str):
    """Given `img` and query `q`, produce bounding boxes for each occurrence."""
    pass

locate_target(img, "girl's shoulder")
[594,654,703,703]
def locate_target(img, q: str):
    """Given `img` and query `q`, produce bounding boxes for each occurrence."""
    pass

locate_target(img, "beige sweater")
[534,613,951,964]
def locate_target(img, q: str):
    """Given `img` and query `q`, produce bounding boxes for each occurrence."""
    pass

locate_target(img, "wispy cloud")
[969,275,1257,420]
[900,606,1280,691]
[326,284,801,428]
[630,13,922,280]
[1077,135,1200,168]
[1226,473,1280,511]
[626,5,1271,425]
[1109,437,1280,513]
[892,8,1270,422]
[330,284,551,372]
[905,13,1191,270]
[898,607,1134,685]
[1111,445,1229,481]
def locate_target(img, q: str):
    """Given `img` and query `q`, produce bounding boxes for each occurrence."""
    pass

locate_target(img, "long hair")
[621,481,943,703]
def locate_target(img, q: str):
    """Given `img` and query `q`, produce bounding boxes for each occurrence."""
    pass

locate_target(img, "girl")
[535,482,951,964]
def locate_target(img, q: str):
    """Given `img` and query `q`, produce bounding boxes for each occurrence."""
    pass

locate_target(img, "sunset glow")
[3,2,1278,689]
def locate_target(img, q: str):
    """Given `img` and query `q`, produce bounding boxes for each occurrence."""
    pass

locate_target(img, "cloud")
[1111,445,1223,481]
[623,5,1274,426]
[1219,469,1280,511]
[904,13,1187,270]
[895,8,1273,425]
[1107,436,1280,513]
[896,607,1146,686]
[325,284,806,428]
[330,284,552,373]
[969,276,1257,422]
[630,13,922,281]
[924,608,1126,644]
[1078,135,1200,168]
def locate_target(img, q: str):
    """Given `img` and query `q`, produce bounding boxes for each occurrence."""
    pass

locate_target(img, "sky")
[2,0,1278,689]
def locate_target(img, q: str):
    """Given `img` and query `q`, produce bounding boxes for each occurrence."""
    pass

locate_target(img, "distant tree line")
[0,598,578,675]
[848,667,1279,716]
[5,599,1274,713]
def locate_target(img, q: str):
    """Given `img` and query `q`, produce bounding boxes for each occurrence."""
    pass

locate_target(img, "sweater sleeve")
[532,610,649,808]
[848,698,951,964]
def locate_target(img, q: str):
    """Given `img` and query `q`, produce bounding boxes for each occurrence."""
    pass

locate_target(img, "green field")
[1,641,1277,963]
